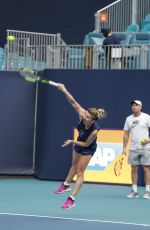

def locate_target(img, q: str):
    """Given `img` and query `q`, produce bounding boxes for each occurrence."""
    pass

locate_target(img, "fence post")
[140,45,148,69]
[4,44,8,70]
[56,33,61,67]
[95,12,100,32]
[56,33,61,45]
[132,0,138,24]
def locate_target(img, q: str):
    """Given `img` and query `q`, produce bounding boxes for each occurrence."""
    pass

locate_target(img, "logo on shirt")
[131,120,139,128]
[133,120,139,125]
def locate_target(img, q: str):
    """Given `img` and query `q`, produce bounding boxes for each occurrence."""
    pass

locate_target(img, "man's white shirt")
[124,112,150,150]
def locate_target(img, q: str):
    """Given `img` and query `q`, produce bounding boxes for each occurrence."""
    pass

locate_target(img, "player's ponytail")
[97,109,107,119]
[88,108,107,120]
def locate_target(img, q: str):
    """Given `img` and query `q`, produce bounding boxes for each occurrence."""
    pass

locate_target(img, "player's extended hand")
[62,140,73,148]
[58,84,66,93]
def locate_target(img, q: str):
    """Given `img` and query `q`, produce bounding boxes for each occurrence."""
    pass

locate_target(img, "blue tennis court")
[1,0,150,229]
[0,177,149,230]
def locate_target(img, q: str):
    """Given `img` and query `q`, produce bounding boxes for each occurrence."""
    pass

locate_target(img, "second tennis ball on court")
[7,35,16,41]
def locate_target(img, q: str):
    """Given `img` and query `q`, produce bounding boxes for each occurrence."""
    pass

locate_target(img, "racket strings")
[20,68,40,83]
[19,67,59,87]
[114,159,123,176]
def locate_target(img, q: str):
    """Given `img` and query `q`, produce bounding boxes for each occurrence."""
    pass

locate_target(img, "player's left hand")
[62,140,73,147]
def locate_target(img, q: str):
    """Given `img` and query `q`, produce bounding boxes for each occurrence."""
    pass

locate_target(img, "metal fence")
[95,0,150,32]
[7,29,65,46]
[5,30,65,70]
[46,44,150,70]
[5,40,49,70]
[4,30,150,70]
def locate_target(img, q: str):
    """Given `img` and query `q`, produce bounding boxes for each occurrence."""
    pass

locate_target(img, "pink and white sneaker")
[54,183,71,194]
[61,197,75,209]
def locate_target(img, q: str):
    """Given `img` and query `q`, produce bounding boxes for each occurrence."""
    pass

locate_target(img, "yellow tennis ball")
[141,138,146,145]
[7,35,16,41]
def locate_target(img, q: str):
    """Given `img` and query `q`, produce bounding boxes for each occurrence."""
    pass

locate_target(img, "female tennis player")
[54,84,106,209]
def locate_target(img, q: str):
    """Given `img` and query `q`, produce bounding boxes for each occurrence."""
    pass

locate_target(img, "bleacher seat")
[141,20,150,29]
[130,32,150,44]
[83,32,104,45]
[141,24,150,32]
[84,32,134,46]
[126,24,139,32]
[113,32,133,44]
[145,14,150,20]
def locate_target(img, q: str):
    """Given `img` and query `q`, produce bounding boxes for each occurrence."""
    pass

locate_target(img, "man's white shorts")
[128,149,150,166]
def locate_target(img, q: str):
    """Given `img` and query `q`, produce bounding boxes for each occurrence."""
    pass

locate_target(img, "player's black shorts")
[74,145,95,156]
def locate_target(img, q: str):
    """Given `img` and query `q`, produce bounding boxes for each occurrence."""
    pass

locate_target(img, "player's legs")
[128,150,139,185]
[61,153,92,209]
[71,154,92,197]
[143,166,150,199]
[143,166,150,185]
[65,150,81,184]
[131,165,138,185]
[141,150,150,199]
[127,165,139,198]
[54,150,80,194]
[127,150,139,198]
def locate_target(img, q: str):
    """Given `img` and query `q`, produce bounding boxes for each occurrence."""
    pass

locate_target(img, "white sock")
[64,181,70,186]
[132,184,137,193]
[70,195,75,201]
[146,185,150,192]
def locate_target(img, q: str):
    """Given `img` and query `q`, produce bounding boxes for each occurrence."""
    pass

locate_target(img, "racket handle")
[48,81,59,87]
[41,79,59,87]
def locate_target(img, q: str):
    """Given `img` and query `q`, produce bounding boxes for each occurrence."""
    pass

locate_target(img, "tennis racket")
[114,156,125,177]
[19,67,59,87]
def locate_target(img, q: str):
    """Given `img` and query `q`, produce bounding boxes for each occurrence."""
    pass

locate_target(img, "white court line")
[0,213,149,227]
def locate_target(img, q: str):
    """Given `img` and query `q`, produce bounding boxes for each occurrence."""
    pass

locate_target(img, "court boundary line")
[0,212,149,227]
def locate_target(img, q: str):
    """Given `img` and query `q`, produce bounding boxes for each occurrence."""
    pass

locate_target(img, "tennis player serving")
[54,84,106,209]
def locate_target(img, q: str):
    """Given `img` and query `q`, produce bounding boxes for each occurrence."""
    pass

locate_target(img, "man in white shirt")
[122,100,150,199]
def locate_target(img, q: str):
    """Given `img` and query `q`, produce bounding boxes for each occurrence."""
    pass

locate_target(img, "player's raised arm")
[58,84,86,119]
